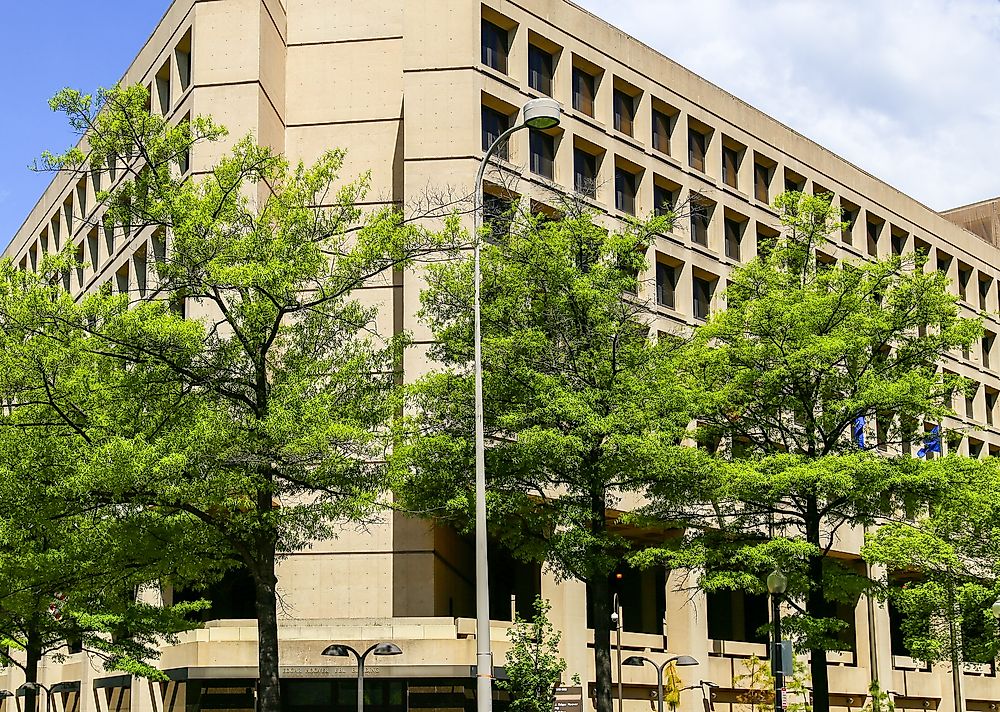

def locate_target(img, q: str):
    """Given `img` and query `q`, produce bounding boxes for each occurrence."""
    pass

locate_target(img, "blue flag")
[916,425,942,458]
[852,415,865,449]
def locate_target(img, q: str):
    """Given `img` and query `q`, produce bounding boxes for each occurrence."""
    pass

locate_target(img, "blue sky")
[3,1,999,248]
[0,1,171,247]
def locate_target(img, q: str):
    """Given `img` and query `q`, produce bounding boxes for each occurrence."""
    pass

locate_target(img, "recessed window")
[156,59,171,116]
[688,123,710,172]
[958,264,972,302]
[979,275,993,311]
[706,590,769,643]
[484,194,514,242]
[756,223,779,260]
[987,388,998,427]
[722,143,741,190]
[482,104,512,158]
[528,44,554,96]
[655,260,678,309]
[784,168,806,193]
[574,147,598,198]
[76,179,87,221]
[134,245,148,298]
[693,275,716,320]
[937,250,952,277]
[613,89,635,137]
[572,65,597,117]
[753,155,774,204]
[890,227,906,256]
[175,29,192,92]
[481,19,509,73]
[983,332,994,369]
[652,107,674,155]
[529,129,555,179]
[690,197,712,247]
[87,228,99,272]
[614,167,637,215]
[866,217,883,257]
[841,200,859,245]
[653,178,679,218]
[724,216,745,261]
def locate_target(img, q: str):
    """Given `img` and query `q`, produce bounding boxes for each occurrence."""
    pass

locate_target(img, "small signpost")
[554,685,584,712]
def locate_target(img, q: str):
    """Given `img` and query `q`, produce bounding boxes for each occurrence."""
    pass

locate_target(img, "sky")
[573,0,1000,213]
[0,1,172,247]
[2,1,999,247]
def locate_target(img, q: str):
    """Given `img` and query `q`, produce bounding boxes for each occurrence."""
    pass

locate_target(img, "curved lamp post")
[321,642,402,712]
[18,682,52,712]
[767,569,789,712]
[623,654,699,712]
[472,96,561,712]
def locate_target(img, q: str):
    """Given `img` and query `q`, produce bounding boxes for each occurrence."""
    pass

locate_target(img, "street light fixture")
[321,642,402,712]
[623,654,699,712]
[18,682,52,712]
[991,598,1000,621]
[767,570,789,712]
[472,96,561,712]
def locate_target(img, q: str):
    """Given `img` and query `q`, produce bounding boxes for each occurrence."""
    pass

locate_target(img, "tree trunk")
[805,498,830,712]
[591,574,614,712]
[252,541,281,712]
[590,489,614,712]
[24,623,42,712]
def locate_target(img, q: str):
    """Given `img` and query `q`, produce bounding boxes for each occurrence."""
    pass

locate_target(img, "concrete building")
[4,1,1000,711]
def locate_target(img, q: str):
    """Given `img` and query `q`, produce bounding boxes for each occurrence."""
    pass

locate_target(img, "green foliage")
[861,680,894,712]
[732,654,811,712]
[398,200,689,712]
[640,191,982,711]
[498,597,570,712]
[6,82,457,712]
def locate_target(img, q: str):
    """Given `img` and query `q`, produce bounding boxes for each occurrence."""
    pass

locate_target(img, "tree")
[641,191,981,712]
[399,200,694,712]
[0,260,215,712]
[863,456,1000,670]
[37,84,452,712]
[498,596,571,712]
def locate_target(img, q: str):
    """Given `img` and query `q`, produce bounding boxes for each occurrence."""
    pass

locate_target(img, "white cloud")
[573,0,1000,210]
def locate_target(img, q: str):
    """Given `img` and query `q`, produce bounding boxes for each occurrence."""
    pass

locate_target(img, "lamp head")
[672,655,699,666]
[992,598,1000,620]
[321,644,350,657]
[373,643,403,656]
[18,684,40,692]
[623,656,647,667]
[767,569,788,595]
[701,681,720,688]
[0,691,11,700]
[522,98,561,130]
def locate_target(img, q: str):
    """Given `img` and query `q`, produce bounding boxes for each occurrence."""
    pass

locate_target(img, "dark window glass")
[652,110,671,154]
[529,130,555,179]
[574,148,597,198]
[655,262,676,308]
[528,45,554,95]
[958,268,971,301]
[484,194,513,243]
[842,207,858,244]
[653,184,676,217]
[891,231,906,256]
[722,147,739,188]
[613,90,634,136]
[691,203,710,246]
[615,168,636,215]
[706,590,769,643]
[572,67,596,116]
[983,333,994,368]
[979,277,991,310]
[481,105,511,158]
[688,129,706,171]
[867,221,881,257]
[693,276,713,319]
[588,566,666,635]
[754,162,770,203]
[724,218,743,260]
[481,19,508,73]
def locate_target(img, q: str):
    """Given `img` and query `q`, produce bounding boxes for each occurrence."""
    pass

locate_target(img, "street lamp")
[18,682,52,712]
[321,642,402,712]
[991,598,1000,621]
[612,593,623,712]
[767,570,789,712]
[472,95,561,712]
[623,654,699,712]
